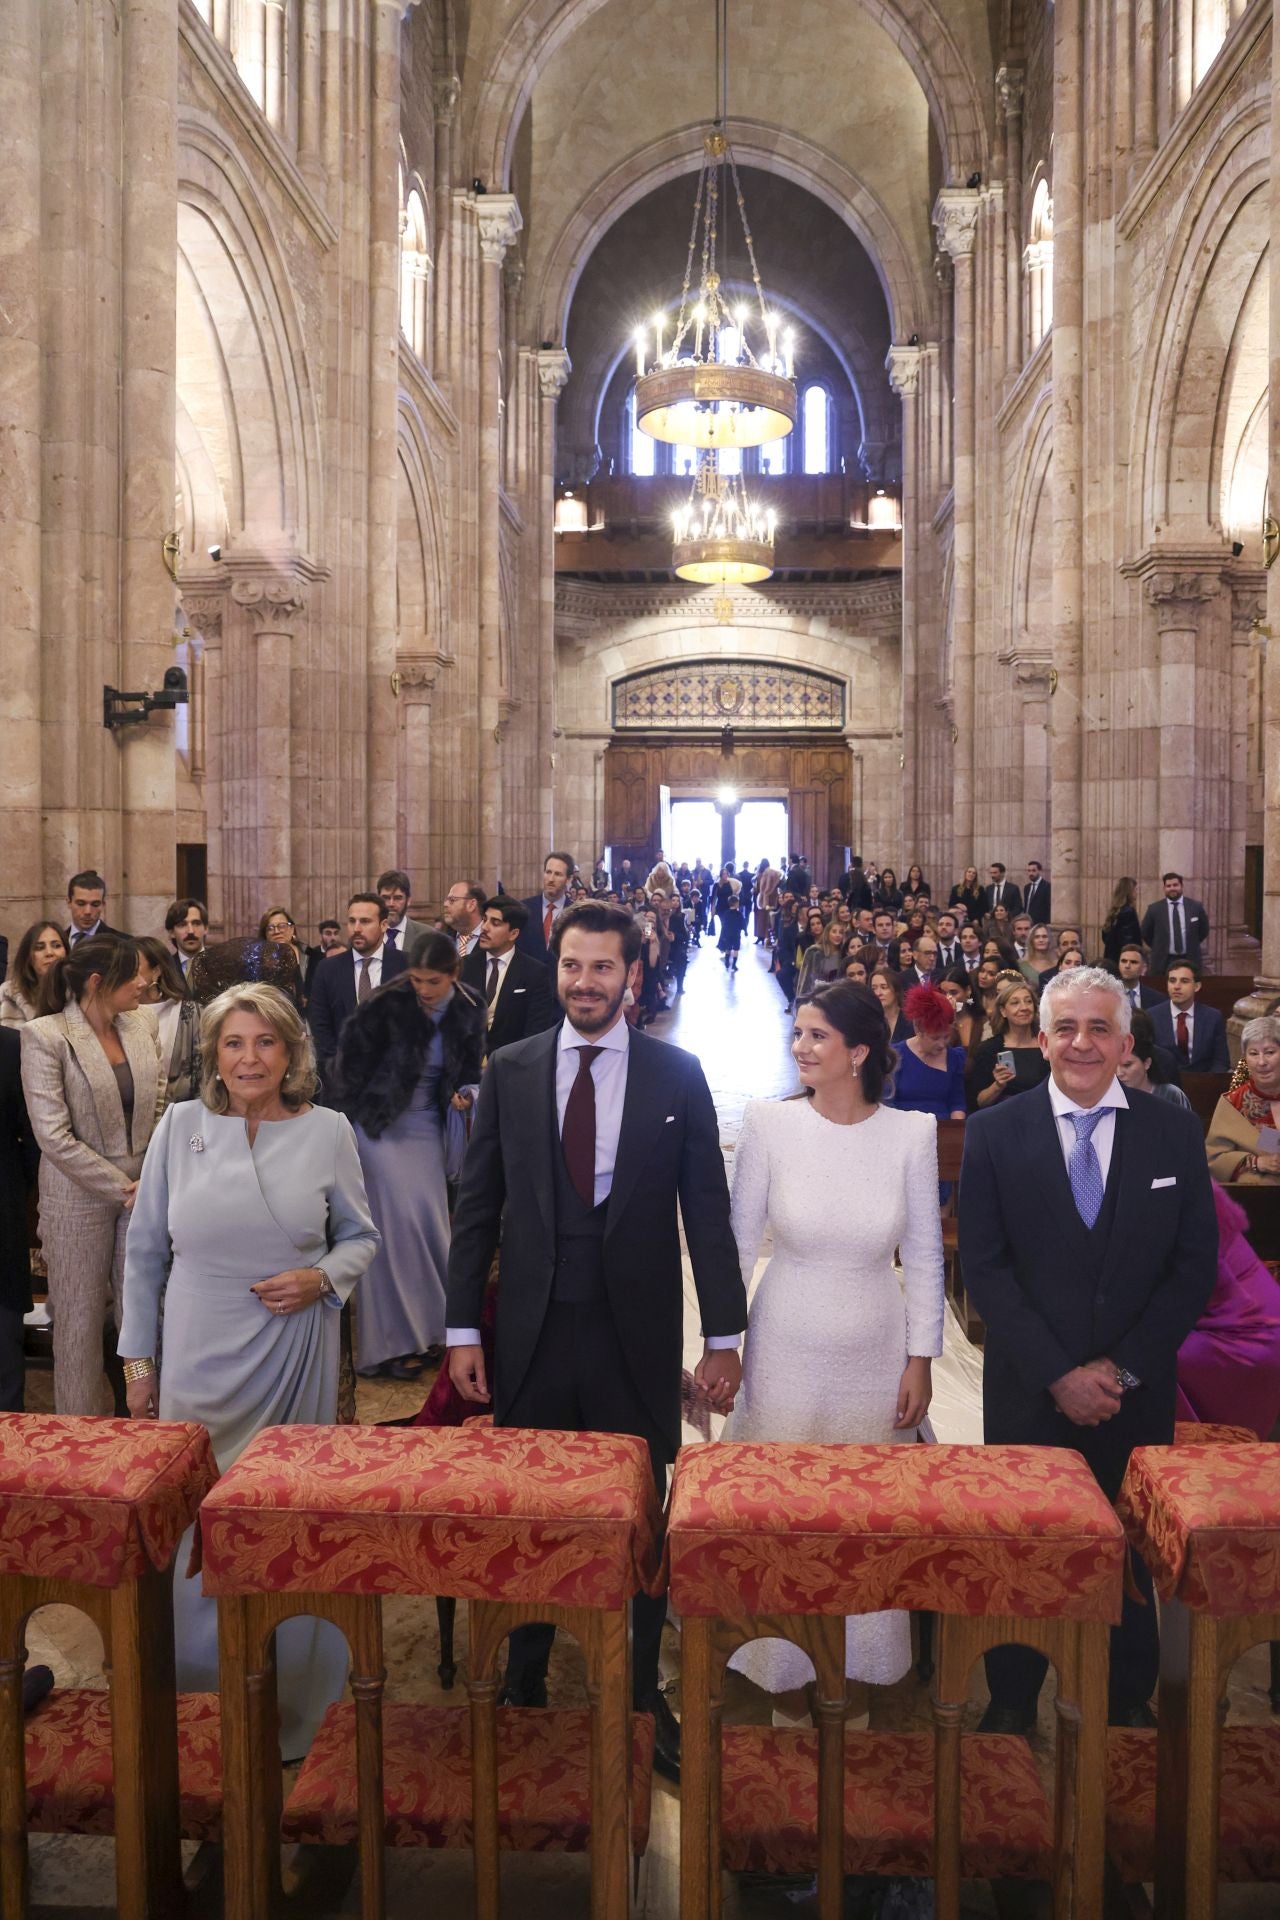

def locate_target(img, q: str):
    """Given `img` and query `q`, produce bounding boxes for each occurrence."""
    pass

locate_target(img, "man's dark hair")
[1162,871,1184,884]
[1118,942,1145,962]
[67,870,107,899]
[1027,859,1043,872]
[164,897,207,931]
[482,894,529,932]
[347,892,388,918]
[377,868,412,896]
[1166,958,1201,980]
[319,918,341,933]
[550,900,643,967]
[873,908,895,927]
[454,882,486,912]
[989,861,1006,876]
[544,850,574,874]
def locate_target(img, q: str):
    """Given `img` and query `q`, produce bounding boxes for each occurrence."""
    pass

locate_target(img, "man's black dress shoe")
[498,1677,548,1708]
[1109,1700,1157,1729]
[643,1689,681,1784]
[975,1702,1035,1736]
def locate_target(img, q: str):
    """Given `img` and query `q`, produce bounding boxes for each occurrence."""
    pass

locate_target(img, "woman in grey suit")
[119,981,378,1757]
[19,935,161,1414]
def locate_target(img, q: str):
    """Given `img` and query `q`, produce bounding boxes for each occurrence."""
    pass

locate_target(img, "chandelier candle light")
[673,452,776,586]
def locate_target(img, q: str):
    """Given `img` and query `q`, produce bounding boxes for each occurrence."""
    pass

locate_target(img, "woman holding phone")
[966,977,1047,1111]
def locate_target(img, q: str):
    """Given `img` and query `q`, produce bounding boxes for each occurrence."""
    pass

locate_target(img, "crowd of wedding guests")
[2,849,1279,1773]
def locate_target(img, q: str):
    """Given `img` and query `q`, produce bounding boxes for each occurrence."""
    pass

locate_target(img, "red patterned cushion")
[1107,1727,1280,1882]
[198,1425,661,1608]
[0,1416,217,1588]
[24,1689,222,1840]
[1117,1444,1280,1615]
[282,1703,654,1853]
[719,1727,1052,1879]
[668,1443,1124,1621]
[1173,1422,1259,1447]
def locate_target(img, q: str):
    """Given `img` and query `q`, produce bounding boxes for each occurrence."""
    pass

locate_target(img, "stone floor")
[22,940,1280,1914]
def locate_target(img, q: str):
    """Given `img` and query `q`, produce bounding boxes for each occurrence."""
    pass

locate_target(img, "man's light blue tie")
[1068,1108,1107,1228]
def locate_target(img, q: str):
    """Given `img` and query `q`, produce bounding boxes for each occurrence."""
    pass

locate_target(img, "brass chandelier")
[632,0,797,454]
[673,451,776,587]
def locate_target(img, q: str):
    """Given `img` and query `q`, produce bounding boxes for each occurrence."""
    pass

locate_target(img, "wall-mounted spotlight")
[104,666,189,730]
[1231,540,1244,558]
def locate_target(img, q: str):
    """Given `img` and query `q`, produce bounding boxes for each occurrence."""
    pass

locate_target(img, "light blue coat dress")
[120,1099,379,1756]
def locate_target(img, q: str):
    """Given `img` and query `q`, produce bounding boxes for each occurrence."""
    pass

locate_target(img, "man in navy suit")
[1113,943,1166,1013]
[462,896,559,1056]
[958,966,1216,1732]
[307,893,407,1093]
[1022,860,1052,925]
[982,861,1022,918]
[1148,962,1230,1073]
[516,850,574,969]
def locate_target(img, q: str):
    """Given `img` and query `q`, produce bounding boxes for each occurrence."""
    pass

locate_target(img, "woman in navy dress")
[888,987,967,1121]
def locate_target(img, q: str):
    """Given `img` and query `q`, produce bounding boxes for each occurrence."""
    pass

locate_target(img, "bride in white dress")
[726,978,945,1700]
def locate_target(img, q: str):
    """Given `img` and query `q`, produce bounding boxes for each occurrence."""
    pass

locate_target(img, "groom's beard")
[559,977,629,1036]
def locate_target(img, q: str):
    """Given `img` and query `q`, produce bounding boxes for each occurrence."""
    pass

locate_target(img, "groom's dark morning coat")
[445,1022,746,1457]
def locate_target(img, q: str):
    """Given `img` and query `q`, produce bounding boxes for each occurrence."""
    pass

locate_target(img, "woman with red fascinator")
[886,985,967,1121]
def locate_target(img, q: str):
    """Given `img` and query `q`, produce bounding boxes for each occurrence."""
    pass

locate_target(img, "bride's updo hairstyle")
[800,980,896,1103]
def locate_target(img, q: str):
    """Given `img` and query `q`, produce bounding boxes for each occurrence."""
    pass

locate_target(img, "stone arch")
[176,110,322,558]
[535,124,929,347]
[469,0,987,198]
[1005,385,1054,641]
[395,396,449,654]
[1133,91,1270,547]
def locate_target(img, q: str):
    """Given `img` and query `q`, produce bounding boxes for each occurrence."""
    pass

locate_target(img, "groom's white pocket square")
[1151,1176,1177,1189]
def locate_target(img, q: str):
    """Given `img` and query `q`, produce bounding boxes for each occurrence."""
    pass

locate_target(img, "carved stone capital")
[1141,570,1222,617]
[933,187,981,261]
[231,575,309,633]
[998,645,1055,693]
[537,347,573,401]
[996,64,1025,116]
[475,193,523,267]
[392,649,454,704]
[179,592,226,643]
[884,344,922,399]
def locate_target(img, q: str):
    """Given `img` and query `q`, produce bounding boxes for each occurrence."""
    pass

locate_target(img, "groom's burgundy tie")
[562,1045,603,1207]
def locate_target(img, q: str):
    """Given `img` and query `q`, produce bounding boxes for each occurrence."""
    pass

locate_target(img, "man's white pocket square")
[1151,1176,1177,1189]
[665,1115,676,1123]
[513,987,525,994]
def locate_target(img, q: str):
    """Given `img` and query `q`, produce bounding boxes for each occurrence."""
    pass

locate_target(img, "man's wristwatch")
[1114,1365,1141,1393]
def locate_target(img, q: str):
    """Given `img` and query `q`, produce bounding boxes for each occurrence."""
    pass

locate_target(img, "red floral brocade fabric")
[667,1443,1124,1621]
[282,1703,654,1853]
[1173,1421,1259,1447]
[1107,1727,1280,1882]
[0,1416,217,1588]
[198,1424,662,1607]
[24,1689,222,1840]
[718,1727,1052,1879]
[1117,1443,1280,1615]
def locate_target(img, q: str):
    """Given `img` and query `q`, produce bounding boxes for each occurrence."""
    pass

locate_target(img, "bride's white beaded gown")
[725,1095,946,1688]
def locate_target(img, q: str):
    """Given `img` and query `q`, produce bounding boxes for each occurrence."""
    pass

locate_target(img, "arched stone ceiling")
[559,168,895,474]
[506,0,943,316]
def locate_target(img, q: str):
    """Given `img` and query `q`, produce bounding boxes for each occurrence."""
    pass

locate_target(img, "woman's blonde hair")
[991,974,1039,1038]
[198,982,317,1113]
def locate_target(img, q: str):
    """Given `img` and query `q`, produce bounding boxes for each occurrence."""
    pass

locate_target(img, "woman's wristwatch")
[315,1270,336,1300]
[122,1358,155,1383]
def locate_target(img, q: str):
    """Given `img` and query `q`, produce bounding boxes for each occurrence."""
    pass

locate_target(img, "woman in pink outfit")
[1176,1181,1280,1438]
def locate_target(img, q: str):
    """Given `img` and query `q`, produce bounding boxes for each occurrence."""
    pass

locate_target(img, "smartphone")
[997,1050,1016,1074]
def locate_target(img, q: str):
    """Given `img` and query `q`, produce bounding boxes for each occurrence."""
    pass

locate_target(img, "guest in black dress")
[949,866,985,921]
[1101,876,1144,966]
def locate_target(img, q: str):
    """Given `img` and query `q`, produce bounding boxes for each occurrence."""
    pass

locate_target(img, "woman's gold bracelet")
[122,1358,155,1383]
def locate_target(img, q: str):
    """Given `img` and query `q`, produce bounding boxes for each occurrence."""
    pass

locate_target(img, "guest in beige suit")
[20,935,162,1414]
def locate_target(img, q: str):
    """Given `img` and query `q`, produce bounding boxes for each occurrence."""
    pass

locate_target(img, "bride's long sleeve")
[898,1115,946,1357]
[729,1101,771,1293]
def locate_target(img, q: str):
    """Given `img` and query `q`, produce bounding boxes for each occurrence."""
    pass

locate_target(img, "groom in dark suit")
[958,965,1216,1731]
[447,900,746,1777]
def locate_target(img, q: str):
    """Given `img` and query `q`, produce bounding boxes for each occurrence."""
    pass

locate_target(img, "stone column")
[179,590,226,930]
[997,67,1025,381]
[394,651,452,901]
[366,0,403,880]
[885,345,921,862]
[297,0,323,184]
[474,194,523,884]
[1049,0,1085,933]
[119,0,180,933]
[231,574,308,923]
[0,0,43,927]
[933,189,980,874]
[1133,0,1157,167]
[537,349,572,849]
[432,74,460,375]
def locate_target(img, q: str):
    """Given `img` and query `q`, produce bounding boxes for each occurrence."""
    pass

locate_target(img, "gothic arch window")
[626,388,656,476]
[801,382,832,474]
[400,187,431,361]
[1025,178,1054,348]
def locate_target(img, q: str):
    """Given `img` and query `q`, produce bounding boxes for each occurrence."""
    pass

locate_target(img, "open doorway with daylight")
[733,800,788,874]
[668,799,721,872]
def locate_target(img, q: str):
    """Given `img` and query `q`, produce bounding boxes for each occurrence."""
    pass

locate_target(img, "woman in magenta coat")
[1176,1181,1280,1438]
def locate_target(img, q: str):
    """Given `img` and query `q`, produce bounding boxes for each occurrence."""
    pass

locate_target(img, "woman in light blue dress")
[119,981,379,1757]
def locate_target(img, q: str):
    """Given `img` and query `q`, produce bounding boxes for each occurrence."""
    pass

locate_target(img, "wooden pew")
[1180,1071,1231,1133]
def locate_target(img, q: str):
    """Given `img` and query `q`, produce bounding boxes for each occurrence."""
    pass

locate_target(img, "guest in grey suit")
[1140,872,1210,973]
[377,867,433,957]
[120,981,378,1757]
[20,936,162,1414]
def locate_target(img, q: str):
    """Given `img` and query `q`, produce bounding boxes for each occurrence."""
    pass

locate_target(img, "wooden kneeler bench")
[1111,1438,1280,1917]
[667,1440,1125,1920]
[0,1412,218,1920]
[197,1422,663,1920]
